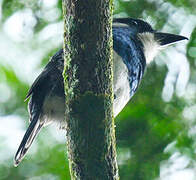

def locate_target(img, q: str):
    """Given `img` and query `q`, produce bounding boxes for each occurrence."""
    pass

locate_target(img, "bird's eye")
[114,94,117,99]
[133,21,138,25]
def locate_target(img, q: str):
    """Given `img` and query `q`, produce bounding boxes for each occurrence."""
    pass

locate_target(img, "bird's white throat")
[138,32,163,64]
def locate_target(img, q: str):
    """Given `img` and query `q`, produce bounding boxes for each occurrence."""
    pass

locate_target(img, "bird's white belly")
[41,95,65,127]
[113,51,131,117]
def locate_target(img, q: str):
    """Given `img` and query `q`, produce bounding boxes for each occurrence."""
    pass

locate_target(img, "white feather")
[138,32,163,64]
[113,51,131,117]
[41,95,65,127]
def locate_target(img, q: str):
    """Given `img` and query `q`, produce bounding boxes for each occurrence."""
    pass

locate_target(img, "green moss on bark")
[67,92,114,179]
[62,0,118,179]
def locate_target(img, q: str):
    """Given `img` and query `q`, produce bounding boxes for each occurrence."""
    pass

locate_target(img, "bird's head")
[113,18,188,64]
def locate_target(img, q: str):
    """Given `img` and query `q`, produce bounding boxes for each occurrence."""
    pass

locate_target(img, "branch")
[62,0,119,179]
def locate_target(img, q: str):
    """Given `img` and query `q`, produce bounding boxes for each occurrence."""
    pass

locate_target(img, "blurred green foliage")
[0,64,29,116]
[2,0,25,21]
[0,143,70,180]
[0,0,196,179]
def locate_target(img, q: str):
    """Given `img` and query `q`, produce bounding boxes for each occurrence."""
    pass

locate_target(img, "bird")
[14,18,188,166]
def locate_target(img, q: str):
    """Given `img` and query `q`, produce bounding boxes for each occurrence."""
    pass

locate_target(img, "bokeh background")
[0,0,196,179]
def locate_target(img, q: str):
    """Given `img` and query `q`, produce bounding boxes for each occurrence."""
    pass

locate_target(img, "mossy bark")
[62,0,118,179]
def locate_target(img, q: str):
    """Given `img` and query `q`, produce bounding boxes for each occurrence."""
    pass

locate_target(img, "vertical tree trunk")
[62,0,119,179]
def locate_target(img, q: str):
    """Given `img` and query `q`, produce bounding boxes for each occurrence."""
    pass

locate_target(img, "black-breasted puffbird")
[14,18,188,166]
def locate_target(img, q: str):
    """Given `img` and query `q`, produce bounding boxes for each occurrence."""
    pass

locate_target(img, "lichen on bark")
[62,0,118,179]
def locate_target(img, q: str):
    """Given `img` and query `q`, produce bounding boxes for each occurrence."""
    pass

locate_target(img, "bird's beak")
[154,32,188,46]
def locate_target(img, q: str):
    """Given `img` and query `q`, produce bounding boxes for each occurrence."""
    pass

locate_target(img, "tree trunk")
[62,0,119,179]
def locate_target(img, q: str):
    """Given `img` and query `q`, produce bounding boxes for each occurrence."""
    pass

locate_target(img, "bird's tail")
[14,115,44,167]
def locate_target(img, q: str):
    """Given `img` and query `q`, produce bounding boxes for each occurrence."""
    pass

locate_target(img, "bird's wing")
[25,62,57,100]
[14,60,57,166]
[14,50,64,166]
[25,49,64,101]
[127,60,144,98]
